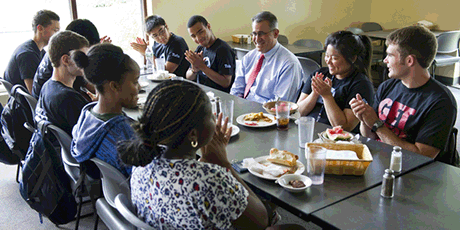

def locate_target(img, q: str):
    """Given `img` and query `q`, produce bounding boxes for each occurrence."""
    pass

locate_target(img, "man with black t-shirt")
[350,26,457,164]
[185,15,235,93]
[3,10,60,93]
[35,31,90,137]
[131,15,190,77]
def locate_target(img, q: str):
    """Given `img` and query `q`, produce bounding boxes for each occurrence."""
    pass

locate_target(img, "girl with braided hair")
[118,80,304,230]
[297,30,375,134]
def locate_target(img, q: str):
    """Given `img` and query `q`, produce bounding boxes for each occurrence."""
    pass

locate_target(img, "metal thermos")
[381,169,395,198]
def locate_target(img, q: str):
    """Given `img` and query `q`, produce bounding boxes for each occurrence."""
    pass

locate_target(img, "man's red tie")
[244,54,265,98]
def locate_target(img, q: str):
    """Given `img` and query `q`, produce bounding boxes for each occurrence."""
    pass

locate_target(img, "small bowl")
[263,101,299,115]
[276,174,312,193]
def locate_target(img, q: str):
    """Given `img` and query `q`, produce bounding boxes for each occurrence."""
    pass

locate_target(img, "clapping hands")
[311,72,332,97]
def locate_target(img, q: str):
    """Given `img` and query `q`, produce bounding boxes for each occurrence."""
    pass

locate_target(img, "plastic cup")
[220,100,234,127]
[275,102,290,131]
[305,146,327,185]
[298,117,315,148]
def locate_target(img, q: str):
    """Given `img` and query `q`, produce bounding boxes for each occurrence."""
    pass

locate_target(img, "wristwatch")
[371,120,384,132]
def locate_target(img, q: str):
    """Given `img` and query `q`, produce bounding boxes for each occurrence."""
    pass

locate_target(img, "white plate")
[230,124,240,137]
[236,113,276,128]
[139,81,149,88]
[248,155,305,180]
[145,73,173,82]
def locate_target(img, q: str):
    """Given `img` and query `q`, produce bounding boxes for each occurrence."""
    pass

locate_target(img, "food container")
[263,101,299,115]
[232,34,251,44]
[306,143,373,176]
[276,174,312,193]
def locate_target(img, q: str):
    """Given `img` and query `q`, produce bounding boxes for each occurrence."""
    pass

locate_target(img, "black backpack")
[19,120,78,225]
[0,85,34,163]
[0,103,19,164]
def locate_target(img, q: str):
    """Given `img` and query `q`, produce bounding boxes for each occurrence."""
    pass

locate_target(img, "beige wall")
[369,0,460,31]
[149,0,371,50]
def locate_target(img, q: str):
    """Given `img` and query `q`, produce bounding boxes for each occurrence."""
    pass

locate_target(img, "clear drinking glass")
[305,146,327,185]
[298,117,315,148]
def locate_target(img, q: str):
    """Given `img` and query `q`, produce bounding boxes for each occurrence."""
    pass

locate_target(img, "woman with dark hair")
[70,43,139,177]
[297,31,375,133]
[118,80,303,229]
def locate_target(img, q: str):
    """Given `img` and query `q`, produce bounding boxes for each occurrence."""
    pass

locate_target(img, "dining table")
[311,161,460,229]
[125,76,434,223]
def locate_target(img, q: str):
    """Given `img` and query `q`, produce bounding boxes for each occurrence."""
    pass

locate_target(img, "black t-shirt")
[195,38,235,93]
[301,67,374,133]
[36,80,88,136]
[3,39,45,88]
[152,33,190,77]
[32,53,89,99]
[373,78,457,151]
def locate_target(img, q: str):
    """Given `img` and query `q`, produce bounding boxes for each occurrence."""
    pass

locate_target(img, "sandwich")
[267,148,298,167]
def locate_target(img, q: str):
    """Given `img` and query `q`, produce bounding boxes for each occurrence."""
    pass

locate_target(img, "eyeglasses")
[250,29,274,37]
[150,26,167,38]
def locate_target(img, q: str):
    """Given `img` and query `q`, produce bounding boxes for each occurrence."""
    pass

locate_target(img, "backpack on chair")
[0,85,34,163]
[0,103,19,164]
[19,120,78,225]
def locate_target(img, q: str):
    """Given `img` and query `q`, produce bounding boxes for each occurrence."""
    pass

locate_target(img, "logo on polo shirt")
[224,64,232,69]
[171,53,180,58]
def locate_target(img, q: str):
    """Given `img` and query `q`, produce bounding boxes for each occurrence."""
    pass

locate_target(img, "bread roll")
[267,148,298,167]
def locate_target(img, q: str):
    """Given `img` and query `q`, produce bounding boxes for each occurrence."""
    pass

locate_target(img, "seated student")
[71,44,139,177]
[230,11,303,103]
[118,80,304,230]
[185,15,236,93]
[297,31,374,133]
[350,26,457,164]
[3,10,60,93]
[131,15,190,77]
[35,31,90,136]
[32,19,110,99]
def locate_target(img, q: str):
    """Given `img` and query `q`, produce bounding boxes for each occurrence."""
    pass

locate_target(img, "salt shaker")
[381,169,395,198]
[390,146,402,173]
[214,97,221,115]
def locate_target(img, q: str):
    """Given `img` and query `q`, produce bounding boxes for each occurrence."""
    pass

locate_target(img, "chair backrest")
[346,27,364,34]
[361,22,383,32]
[298,56,321,83]
[90,157,131,208]
[292,39,323,49]
[235,49,248,60]
[15,87,37,117]
[0,79,14,95]
[437,31,460,54]
[45,123,80,183]
[278,34,289,45]
[115,193,155,230]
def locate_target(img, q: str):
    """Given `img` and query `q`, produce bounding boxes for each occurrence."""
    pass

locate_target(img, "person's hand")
[100,35,112,43]
[311,72,332,97]
[185,50,206,71]
[130,37,148,56]
[199,113,232,167]
[349,93,378,129]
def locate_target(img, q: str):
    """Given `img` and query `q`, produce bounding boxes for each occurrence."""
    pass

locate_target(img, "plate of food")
[146,71,175,82]
[319,126,354,142]
[236,112,276,127]
[248,148,305,180]
[263,101,299,115]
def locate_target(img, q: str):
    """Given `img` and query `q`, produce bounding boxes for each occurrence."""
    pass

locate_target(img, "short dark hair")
[66,19,100,46]
[72,43,139,94]
[48,31,89,68]
[145,15,166,33]
[251,11,278,30]
[187,15,208,28]
[118,80,210,167]
[386,26,437,69]
[325,31,373,77]
[32,10,60,33]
